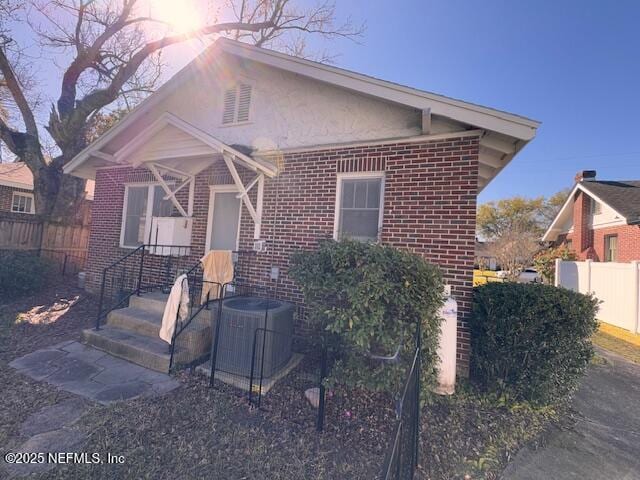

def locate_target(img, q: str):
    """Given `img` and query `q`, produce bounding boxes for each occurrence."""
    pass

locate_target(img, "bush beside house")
[289,239,444,393]
[0,251,55,298]
[470,282,599,405]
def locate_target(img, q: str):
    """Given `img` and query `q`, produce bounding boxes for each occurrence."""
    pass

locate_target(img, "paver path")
[9,340,179,403]
[4,341,180,477]
[502,348,640,480]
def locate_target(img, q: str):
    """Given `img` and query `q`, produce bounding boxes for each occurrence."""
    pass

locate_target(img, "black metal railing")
[168,251,257,372]
[95,244,192,329]
[380,346,421,480]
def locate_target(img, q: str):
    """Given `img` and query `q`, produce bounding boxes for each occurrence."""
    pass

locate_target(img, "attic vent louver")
[237,84,252,122]
[221,83,252,125]
[222,88,237,125]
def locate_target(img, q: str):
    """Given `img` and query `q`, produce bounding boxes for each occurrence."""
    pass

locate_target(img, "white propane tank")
[435,285,457,395]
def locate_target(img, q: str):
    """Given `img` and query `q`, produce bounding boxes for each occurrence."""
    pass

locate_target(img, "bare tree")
[487,227,541,282]
[0,0,361,221]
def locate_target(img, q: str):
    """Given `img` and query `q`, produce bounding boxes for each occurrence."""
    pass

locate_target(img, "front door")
[206,186,241,251]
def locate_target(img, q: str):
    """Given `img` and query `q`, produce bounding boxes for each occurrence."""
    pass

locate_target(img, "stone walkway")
[502,348,640,480]
[9,340,180,403]
[4,341,180,477]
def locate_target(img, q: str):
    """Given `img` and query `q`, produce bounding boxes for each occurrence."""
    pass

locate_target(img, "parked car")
[495,268,541,283]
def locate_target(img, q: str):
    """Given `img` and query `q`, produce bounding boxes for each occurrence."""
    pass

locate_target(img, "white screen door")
[209,190,241,250]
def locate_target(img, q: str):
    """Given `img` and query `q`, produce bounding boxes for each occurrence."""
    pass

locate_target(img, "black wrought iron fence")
[40,248,88,276]
[380,346,421,480]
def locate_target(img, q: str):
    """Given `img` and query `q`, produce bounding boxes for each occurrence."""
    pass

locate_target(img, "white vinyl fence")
[555,259,640,334]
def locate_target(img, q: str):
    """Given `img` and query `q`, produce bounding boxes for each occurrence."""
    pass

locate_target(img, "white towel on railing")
[160,274,189,344]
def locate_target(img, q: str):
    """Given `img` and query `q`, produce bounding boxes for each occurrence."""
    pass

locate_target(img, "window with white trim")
[11,192,35,214]
[335,174,384,242]
[121,185,175,247]
[221,83,252,125]
[589,197,602,216]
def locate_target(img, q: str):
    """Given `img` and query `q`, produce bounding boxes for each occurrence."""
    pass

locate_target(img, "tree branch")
[0,43,39,137]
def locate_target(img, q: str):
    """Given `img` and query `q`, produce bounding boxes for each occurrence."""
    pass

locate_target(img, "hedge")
[470,282,599,405]
[0,251,55,298]
[289,239,444,393]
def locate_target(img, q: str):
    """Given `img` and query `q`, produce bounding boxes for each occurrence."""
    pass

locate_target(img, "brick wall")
[561,225,640,262]
[86,134,480,371]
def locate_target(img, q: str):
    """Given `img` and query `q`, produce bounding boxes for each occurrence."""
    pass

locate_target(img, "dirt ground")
[1,280,562,479]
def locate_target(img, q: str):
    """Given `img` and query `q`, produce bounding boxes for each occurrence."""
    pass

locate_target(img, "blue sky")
[11,0,640,204]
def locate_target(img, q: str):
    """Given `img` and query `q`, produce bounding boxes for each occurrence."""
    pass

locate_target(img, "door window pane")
[123,186,148,247]
[338,177,383,242]
[210,191,241,250]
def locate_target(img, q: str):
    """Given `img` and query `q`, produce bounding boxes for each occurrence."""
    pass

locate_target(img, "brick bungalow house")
[64,39,539,372]
[543,170,640,262]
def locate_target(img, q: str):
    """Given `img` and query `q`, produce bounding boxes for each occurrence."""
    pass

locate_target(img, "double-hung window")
[120,185,175,248]
[604,235,618,262]
[334,173,384,242]
[11,192,35,214]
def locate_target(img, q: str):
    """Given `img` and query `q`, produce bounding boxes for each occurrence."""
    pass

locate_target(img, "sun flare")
[152,0,203,34]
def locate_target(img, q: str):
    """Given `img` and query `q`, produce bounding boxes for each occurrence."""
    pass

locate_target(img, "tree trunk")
[32,157,87,224]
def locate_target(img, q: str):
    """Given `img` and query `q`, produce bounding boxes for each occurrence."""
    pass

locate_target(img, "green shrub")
[0,251,55,298]
[470,282,599,405]
[289,239,444,393]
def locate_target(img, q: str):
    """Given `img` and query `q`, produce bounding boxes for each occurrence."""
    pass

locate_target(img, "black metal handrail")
[95,243,192,330]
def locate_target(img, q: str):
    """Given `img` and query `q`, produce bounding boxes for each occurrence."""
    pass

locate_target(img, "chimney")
[575,170,597,183]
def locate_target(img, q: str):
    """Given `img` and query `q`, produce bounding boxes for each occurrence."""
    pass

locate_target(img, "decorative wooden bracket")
[223,153,264,239]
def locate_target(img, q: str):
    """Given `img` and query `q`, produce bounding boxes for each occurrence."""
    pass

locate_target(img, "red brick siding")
[561,225,640,262]
[85,135,480,371]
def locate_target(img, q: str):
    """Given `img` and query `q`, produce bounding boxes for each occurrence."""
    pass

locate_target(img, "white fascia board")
[542,185,579,242]
[0,179,33,190]
[218,39,540,140]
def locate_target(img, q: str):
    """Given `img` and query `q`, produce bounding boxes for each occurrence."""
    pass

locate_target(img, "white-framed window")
[589,197,602,216]
[11,192,35,214]
[120,184,175,248]
[221,83,253,125]
[334,172,385,242]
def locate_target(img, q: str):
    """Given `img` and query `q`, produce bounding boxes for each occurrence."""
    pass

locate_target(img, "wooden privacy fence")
[556,259,640,334]
[0,218,90,275]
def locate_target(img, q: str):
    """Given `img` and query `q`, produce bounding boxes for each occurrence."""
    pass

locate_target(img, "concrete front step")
[83,326,172,373]
[129,291,170,316]
[107,307,162,338]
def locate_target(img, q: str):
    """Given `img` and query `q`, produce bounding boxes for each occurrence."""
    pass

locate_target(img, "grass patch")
[420,383,566,479]
[593,331,640,364]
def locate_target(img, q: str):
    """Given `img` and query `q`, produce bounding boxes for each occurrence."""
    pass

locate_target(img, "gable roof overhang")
[64,38,539,190]
[542,183,631,242]
[65,112,277,179]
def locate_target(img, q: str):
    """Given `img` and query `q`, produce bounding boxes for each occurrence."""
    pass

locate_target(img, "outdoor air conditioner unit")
[148,216,192,256]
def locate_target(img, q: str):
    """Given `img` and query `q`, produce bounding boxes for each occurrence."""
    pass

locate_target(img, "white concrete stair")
[82,292,213,373]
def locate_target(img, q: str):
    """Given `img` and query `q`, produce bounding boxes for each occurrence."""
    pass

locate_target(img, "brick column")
[573,190,592,260]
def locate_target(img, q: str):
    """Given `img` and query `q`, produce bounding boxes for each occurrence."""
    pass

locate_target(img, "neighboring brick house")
[64,39,539,371]
[543,170,640,262]
[0,161,94,223]
[0,163,37,218]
